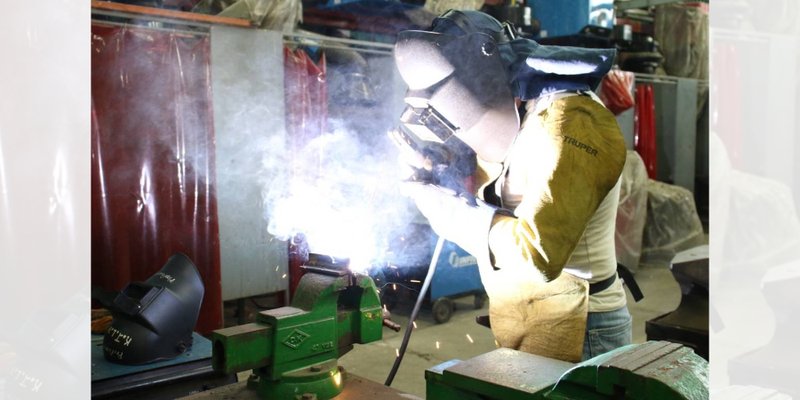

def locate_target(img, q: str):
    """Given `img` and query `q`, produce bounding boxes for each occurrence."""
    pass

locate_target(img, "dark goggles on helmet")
[400,104,457,144]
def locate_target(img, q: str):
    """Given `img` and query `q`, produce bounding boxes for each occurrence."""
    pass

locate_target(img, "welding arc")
[384,236,446,387]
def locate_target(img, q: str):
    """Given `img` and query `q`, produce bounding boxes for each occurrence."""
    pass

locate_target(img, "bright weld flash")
[332,370,342,387]
[270,185,379,274]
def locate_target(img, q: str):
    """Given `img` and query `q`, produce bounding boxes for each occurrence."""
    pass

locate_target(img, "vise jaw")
[211,257,384,399]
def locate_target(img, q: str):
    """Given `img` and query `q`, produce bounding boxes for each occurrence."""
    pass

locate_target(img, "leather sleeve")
[487,95,626,281]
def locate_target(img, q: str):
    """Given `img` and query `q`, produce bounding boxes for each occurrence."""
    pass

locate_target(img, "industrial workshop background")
[89,0,710,328]
[86,0,717,399]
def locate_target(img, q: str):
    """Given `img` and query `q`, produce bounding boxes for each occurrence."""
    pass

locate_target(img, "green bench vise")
[426,340,708,400]
[211,254,394,400]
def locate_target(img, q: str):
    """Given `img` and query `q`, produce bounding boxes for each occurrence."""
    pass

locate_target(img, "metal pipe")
[91,9,394,55]
[91,0,251,28]
[283,39,393,56]
[634,72,709,88]
[91,19,208,37]
[287,30,395,50]
[615,0,707,11]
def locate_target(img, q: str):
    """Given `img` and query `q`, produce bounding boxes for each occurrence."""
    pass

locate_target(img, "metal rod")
[91,20,394,55]
[91,19,209,37]
[287,30,395,50]
[93,8,212,31]
[91,9,394,55]
[91,0,251,28]
[634,75,678,85]
[615,0,706,11]
[634,72,708,87]
[92,0,397,50]
[284,30,395,55]
[283,39,393,56]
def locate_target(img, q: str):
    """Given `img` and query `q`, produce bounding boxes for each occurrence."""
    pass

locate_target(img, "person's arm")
[487,96,626,281]
[487,186,602,282]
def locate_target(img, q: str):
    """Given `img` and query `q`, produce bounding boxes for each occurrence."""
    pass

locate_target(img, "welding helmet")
[392,10,617,165]
[392,10,519,164]
[99,253,205,365]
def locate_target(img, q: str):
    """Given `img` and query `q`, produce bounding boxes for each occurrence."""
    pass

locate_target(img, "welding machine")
[372,223,486,323]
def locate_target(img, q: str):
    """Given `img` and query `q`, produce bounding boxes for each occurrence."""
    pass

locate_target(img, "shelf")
[615,0,707,11]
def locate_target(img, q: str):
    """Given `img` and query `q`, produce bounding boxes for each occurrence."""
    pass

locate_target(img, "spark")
[282,274,287,279]
[495,340,499,348]
[410,279,421,284]
[393,284,397,291]
[412,321,417,329]
[395,348,400,357]
[383,304,388,312]
[275,265,279,272]
[466,334,474,344]
[435,341,440,350]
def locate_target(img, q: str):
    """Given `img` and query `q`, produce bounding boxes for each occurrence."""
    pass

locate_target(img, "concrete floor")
[338,259,685,398]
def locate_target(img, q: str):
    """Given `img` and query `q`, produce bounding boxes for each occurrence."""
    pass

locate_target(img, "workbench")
[91,332,236,399]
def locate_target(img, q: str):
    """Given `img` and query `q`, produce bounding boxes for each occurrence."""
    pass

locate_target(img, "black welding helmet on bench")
[94,253,205,365]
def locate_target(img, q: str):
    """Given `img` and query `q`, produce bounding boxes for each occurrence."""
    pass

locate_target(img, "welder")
[393,10,629,362]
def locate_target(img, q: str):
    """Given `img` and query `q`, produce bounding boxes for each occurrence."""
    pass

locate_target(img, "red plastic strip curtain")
[284,48,327,155]
[283,47,327,299]
[306,52,327,148]
[91,25,222,333]
[712,43,742,167]
[634,84,658,179]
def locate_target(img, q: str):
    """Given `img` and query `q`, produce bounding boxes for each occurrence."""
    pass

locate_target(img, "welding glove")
[403,182,497,266]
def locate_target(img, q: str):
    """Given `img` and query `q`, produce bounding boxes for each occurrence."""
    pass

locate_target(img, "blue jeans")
[582,306,632,361]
